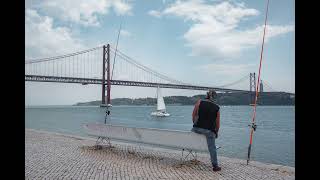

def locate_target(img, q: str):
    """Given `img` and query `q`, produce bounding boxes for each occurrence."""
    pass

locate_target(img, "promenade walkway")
[25,129,295,180]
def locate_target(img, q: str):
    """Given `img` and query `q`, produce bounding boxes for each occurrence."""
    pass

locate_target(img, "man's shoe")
[212,165,221,171]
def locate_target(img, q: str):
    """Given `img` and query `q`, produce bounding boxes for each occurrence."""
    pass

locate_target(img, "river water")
[25,105,295,167]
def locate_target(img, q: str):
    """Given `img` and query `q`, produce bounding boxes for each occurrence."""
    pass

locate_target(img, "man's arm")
[192,100,201,123]
[216,111,220,133]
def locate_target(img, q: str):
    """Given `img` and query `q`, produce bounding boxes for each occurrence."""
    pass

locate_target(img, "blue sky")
[25,0,294,105]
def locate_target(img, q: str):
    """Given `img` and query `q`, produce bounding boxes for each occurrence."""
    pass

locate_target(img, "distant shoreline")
[25,104,295,108]
[73,92,295,106]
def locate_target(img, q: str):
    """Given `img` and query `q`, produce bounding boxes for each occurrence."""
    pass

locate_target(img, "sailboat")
[151,86,170,117]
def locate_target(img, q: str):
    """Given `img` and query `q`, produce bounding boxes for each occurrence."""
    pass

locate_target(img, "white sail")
[151,87,170,117]
[156,87,166,111]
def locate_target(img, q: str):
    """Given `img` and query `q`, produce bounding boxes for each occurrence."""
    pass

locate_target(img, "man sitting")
[191,90,221,171]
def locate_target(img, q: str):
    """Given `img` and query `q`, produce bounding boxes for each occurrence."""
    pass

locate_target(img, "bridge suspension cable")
[25,46,103,64]
[25,43,275,94]
[261,80,276,92]
[25,46,102,79]
[109,46,188,85]
[217,74,249,88]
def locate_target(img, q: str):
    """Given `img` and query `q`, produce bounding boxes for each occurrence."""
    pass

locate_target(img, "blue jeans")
[191,127,218,166]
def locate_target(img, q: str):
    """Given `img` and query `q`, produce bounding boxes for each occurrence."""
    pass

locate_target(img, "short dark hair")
[206,90,217,99]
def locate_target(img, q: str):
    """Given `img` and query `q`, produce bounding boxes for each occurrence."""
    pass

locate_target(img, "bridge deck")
[24,75,294,95]
[25,75,250,92]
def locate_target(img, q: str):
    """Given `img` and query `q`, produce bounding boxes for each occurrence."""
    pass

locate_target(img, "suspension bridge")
[25,44,293,106]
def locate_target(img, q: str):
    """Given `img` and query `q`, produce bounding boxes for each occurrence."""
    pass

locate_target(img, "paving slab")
[25,129,295,180]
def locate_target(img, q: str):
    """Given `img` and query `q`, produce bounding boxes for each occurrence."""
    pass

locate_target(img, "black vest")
[193,99,220,132]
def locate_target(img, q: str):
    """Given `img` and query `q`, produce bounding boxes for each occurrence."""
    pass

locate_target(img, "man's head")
[206,89,217,101]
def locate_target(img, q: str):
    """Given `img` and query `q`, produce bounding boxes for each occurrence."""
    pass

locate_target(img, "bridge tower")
[260,80,264,93]
[101,44,111,106]
[249,73,256,104]
[259,80,263,105]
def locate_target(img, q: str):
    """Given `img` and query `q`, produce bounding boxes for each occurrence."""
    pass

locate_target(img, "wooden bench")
[84,123,220,162]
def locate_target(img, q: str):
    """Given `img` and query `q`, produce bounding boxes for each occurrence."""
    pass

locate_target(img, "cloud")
[28,0,133,26]
[25,0,134,59]
[184,24,294,58]
[150,0,294,59]
[120,29,132,37]
[25,9,86,59]
[148,10,162,18]
[112,0,132,15]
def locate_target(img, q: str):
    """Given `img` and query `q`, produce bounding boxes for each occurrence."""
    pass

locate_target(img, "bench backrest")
[84,123,209,152]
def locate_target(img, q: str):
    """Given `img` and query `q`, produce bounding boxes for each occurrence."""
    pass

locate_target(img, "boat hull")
[151,111,170,117]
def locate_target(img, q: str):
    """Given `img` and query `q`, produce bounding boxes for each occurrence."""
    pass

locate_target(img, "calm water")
[25,105,295,167]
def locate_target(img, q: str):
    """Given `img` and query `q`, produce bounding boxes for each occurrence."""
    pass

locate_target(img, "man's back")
[193,99,220,132]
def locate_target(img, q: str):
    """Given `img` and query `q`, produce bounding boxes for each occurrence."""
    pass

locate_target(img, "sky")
[25,0,295,105]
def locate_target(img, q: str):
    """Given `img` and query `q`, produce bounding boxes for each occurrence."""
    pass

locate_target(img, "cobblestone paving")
[25,129,295,180]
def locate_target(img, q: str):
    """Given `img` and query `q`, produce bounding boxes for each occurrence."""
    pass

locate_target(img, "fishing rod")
[105,18,123,124]
[246,0,270,165]
[111,20,122,80]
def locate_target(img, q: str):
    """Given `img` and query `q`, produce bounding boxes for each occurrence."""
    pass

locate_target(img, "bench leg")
[180,149,184,162]
[95,137,112,149]
[180,149,198,164]
[105,137,112,147]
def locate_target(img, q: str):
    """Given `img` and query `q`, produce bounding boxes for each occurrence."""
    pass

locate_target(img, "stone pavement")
[25,129,295,180]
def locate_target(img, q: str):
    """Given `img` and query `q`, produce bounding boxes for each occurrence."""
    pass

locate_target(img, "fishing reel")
[248,123,257,131]
[105,104,112,115]
[104,104,112,124]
